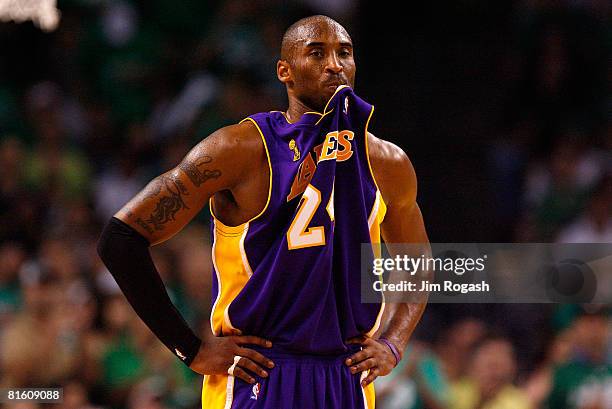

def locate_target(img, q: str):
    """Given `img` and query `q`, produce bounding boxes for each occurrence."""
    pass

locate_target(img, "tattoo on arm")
[179,156,222,187]
[136,218,154,235]
[124,155,220,235]
[140,175,190,231]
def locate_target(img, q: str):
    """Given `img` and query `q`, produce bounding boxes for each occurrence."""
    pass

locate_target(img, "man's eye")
[310,50,323,57]
[339,50,351,57]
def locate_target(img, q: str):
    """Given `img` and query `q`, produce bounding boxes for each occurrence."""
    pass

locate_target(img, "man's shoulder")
[367,132,409,167]
[199,120,264,158]
[181,120,266,185]
[367,132,413,177]
[367,132,417,206]
[215,120,261,145]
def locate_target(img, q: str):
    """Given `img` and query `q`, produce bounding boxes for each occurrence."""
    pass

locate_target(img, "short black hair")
[280,15,350,63]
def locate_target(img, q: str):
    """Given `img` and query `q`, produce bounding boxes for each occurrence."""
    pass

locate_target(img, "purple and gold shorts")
[202,347,375,409]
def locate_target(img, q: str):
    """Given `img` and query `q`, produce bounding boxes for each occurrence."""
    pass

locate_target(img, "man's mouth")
[324,81,345,89]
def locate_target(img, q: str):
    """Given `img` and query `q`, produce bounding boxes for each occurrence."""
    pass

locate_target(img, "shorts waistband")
[248,344,361,363]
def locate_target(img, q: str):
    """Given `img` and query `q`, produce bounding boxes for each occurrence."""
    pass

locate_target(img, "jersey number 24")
[287,184,334,250]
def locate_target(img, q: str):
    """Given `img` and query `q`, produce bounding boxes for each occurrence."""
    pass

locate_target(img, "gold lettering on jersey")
[336,130,354,161]
[287,153,316,201]
[286,130,355,201]
[319,132,339,161]
[315,130,355,163]
[318,130,354,163]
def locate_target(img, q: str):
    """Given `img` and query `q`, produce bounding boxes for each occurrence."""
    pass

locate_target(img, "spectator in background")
[98,295,199,409]
[437,318,487,383]
[450,336,532,409]
[546,311,611,409]
[0,277,81,388]
[376,341,451,409]
[58,379,101,409]
[160,224,213,315]
[523,328,575,408]
[524,135,593,240]
[377,318,488,409]
[23,82,91,204]
[94,149,146,221]
[127,381,168,409]
[557,174,612,243]
[0,137,45,248]
[98,295,147,406]
[0,242,25,325]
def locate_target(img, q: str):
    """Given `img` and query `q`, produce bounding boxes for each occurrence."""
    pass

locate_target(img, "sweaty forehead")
[281,17,352,61]
[292,20,351,49]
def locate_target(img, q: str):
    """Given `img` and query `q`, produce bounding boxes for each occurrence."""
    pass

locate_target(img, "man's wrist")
[182,337,202,367]
[377,337,402,366]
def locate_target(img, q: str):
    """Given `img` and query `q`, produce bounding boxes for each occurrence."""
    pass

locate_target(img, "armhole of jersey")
[364,105,381,192]
[365,105,387,340]
[209,117,273,226]
[364,105,387,223]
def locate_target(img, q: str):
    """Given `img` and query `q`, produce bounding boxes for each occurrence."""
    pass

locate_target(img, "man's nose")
[325,53,343,73]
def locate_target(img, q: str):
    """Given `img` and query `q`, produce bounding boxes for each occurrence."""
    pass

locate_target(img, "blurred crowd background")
[0,0,610,408]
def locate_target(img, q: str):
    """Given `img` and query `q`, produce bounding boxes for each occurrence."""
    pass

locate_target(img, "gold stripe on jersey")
[367,190,387,338]
[209,218,251,336]
[208,116,272,336]
[202,374,233,409]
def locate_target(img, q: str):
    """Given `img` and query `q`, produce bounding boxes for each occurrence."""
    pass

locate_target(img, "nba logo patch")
[250,383,260,400]
[343,96,349,114]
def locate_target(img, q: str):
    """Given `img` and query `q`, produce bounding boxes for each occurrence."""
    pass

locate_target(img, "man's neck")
[285,97,319,124]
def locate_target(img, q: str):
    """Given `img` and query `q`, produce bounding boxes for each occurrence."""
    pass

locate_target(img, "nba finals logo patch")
[250,383,261,400]
[289,139,300,161]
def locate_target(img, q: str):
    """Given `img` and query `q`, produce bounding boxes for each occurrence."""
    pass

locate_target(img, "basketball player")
[98,15,429,408]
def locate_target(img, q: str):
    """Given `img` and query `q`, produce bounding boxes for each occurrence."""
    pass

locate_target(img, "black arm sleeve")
[97,217,202,367]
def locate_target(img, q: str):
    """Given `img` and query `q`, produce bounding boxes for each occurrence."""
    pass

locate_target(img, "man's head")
[571,312,609,363]
[468,337,517,399]
[277,15,355,112]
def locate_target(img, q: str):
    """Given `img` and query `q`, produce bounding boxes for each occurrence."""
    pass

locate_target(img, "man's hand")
[345,335,397,387]
[189,336,275,384]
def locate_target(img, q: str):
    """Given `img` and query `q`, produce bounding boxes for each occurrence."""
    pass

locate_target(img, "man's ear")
[277,60,292,85]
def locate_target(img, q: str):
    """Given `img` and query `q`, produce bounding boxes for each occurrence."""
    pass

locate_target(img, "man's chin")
[320,87,338,105]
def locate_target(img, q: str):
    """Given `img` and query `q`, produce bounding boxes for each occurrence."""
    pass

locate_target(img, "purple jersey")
[209,85,386,355]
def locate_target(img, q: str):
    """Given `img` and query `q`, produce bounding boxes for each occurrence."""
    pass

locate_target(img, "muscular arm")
[98,122,276,379]
[370,132,430,356]
[346,132,430,386]
[115,121,262,243]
